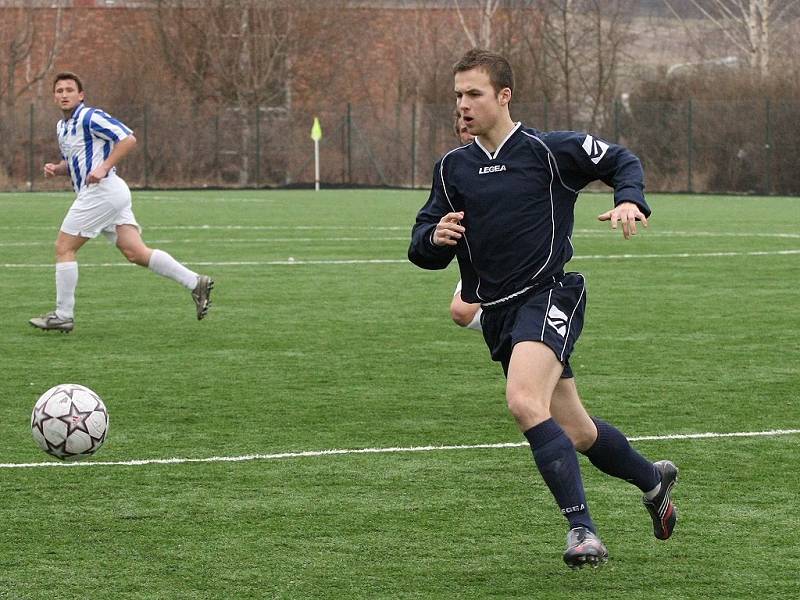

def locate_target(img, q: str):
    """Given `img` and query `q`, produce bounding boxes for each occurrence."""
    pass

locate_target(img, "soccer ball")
[31,384,109,461]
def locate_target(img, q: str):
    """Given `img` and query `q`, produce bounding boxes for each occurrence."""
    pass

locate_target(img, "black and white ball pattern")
[31,384,109,461]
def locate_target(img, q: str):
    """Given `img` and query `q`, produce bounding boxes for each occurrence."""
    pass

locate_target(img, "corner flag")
[311,117,322,141]
[311,117,322,191]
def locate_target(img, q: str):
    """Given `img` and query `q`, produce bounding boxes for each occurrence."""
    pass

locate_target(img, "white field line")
[1,259,410,268]
[13,199,287,205]
[0,225,409,231]
[574,229,800,239]
[3,229,800,248]
[1,428,798,469]
[1,225,799,238]
[3,249,800,269]
[0,237,412,247]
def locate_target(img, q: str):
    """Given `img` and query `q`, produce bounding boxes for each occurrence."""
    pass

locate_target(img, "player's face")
[454,68,507,137]
[53,79,84,113]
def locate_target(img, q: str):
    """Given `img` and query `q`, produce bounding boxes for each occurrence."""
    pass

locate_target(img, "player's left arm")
[86,135,137,184]
[549,131,650,239]
[86,110,136,184]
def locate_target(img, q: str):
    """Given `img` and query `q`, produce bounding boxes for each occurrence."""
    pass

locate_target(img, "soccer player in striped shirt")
[29,72,213,333]
[410,49,678,569]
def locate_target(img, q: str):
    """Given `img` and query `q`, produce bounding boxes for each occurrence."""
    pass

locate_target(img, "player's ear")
[498,87,512,107]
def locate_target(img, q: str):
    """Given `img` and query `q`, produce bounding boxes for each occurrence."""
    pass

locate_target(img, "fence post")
[411,102,417,189]
[214,112,220,183]
[543,98,548,131]
[346,103,352,185]
[142,104,149,188]
[764,98,772,195]
[687,99,693,193]
[28,103,35,192]
[255,105,261,186]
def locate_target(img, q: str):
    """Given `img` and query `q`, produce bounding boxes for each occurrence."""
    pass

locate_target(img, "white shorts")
[60,173,141,244]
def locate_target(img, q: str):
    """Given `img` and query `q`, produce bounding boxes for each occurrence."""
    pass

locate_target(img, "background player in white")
[30,72,213,333]
[449,111,482,330]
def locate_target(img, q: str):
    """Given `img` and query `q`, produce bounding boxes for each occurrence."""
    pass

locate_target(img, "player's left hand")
[598,201,648,240]
[86,165,109,184]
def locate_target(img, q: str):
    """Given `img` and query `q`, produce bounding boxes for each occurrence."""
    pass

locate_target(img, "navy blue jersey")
[408,123,649,304]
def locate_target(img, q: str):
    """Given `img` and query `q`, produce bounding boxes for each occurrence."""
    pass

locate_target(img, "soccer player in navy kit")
[29,72,213,332]
[409,49,678,569]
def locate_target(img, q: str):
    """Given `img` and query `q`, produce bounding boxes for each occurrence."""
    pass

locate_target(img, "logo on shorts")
[547,304,569,337]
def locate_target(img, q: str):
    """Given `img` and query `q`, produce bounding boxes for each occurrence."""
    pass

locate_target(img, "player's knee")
[450,304,477,327]
[506,387,549,423]
[119,245,145,265]
[54,241,74,262]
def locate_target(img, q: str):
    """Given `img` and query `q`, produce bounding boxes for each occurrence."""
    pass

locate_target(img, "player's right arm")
[545,131,650,240]
[43,160,68,178]
[408,159,461,270]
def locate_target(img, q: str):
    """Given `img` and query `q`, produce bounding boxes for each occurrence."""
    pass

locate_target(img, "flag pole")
[314,139,320,192]
[311,117,322,192]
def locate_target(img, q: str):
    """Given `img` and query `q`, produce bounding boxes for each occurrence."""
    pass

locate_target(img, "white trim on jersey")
[474,122,522,160]
[559,274,585,361]
[521,137,557,285]
[439,146,483,300]
[522,131,579,194]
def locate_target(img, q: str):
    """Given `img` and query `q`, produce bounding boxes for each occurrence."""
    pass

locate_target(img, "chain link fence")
[3,99,799,195]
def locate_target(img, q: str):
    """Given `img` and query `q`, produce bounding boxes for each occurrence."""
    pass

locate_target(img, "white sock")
[147,249,198,290]
[466,307,483,331]
[644,482,661,501]
[55,261,78,319]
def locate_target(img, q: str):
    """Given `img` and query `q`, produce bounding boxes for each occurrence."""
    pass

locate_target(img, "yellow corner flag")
[311,117,322,141]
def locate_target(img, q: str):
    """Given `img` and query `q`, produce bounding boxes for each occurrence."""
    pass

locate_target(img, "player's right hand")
[43,163,58,178]
[433,212,465,246]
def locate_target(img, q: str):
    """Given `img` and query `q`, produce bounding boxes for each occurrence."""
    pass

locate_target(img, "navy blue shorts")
[480,272,586,379]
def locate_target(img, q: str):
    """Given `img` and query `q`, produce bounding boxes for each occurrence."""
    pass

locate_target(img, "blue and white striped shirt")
[56,102,133,193]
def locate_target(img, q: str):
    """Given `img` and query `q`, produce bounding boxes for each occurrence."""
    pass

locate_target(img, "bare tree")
[575,0,633,128]
[663,0,800,77]
[512,0,634,130]
[543,0,580,127]
[151,0,293,184]
[0,3,69,184]
[453,0,503,48]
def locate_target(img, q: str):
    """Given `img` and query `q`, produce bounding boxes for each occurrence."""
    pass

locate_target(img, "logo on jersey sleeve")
[582,134,609,164]
[546,304,569,337]
[478,164,507,174]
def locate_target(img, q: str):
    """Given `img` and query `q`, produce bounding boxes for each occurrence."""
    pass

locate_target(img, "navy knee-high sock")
[583,417,659,493]
[524,418,595,532]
